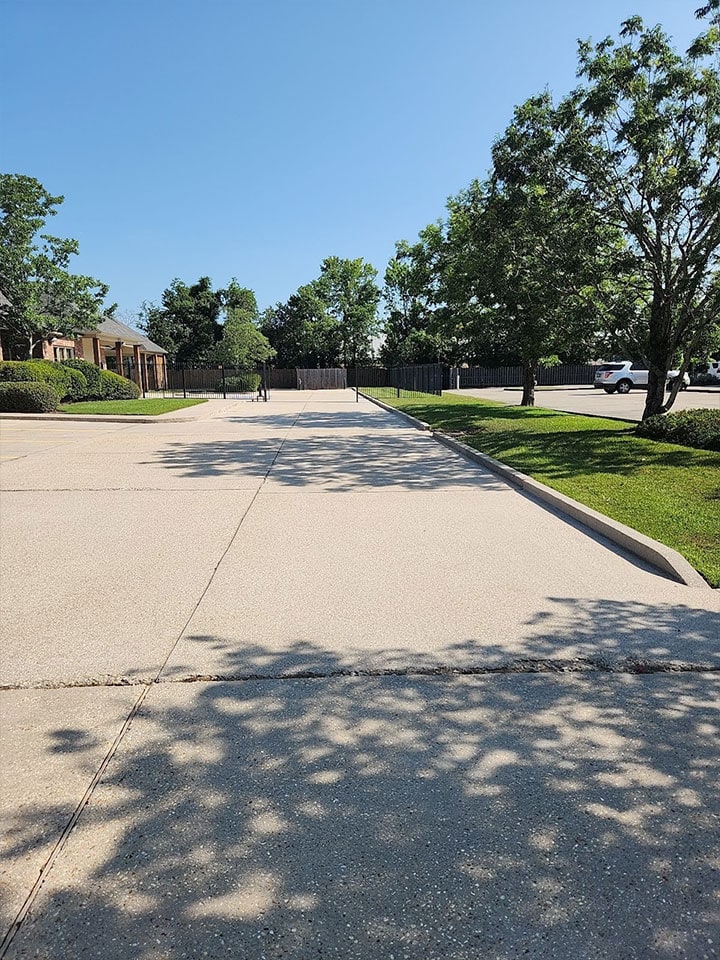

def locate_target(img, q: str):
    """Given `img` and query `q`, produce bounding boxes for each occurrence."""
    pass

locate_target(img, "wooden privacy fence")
[449,364,597,388]
[296,368,348,389]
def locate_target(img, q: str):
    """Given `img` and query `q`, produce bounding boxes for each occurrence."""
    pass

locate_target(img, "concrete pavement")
[451,385,720,421]
[1,390,718,958]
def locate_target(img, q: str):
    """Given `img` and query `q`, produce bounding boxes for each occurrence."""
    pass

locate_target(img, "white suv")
[593,361,689,394]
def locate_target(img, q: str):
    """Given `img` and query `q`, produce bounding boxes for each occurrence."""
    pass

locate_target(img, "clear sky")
[1,0,704,321]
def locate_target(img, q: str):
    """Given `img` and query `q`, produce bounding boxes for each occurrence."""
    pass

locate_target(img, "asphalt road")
[451,384,720,421]
[1,391,718,959]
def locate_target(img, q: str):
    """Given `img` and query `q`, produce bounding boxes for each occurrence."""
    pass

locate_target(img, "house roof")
[89,316,167,354]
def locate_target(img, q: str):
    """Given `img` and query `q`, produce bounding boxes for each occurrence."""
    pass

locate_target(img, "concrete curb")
[0,413,196,424]
[357,392,432,431]
[361,393,709,590]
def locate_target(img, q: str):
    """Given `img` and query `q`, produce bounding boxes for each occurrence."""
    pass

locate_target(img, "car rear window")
[596,364,624,371]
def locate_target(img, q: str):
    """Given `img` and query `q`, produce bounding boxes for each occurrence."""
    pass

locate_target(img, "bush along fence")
[447,363,597,389]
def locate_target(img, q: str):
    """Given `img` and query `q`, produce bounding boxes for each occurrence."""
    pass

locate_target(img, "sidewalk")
[1,390,718,958]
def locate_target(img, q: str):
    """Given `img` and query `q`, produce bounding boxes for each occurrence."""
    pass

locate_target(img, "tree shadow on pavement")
[153,434,505,492]
[4,599,720,959]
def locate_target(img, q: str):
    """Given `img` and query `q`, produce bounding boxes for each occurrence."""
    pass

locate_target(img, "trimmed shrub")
[100,369,141,400]
[217,373,262,393]
[0,381,60,413]
[0,359,72,398]
[62,367,89,402]
[61,359,103,399]
[0,361,39,382]
[637,408,720,452]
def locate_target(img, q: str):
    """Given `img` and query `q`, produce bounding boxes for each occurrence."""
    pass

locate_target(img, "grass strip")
[387,392,720,587]
[59,399,207,416]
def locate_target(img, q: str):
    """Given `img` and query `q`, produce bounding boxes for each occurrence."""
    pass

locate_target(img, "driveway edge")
[0,413,196,424]
[361,392,709,589]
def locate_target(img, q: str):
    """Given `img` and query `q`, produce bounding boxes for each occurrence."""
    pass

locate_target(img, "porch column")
[132,344,145,392]
[115,341,123,372]
[92,337,102,366]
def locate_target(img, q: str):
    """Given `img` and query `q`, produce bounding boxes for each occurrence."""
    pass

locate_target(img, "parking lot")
[451,384,720,421]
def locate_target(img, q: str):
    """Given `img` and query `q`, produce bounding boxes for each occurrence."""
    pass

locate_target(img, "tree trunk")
[520,359,537,406]
[643,370,667,420]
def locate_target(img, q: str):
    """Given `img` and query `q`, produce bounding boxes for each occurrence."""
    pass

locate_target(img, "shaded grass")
[387,392,720,587]
[59,399,207,415]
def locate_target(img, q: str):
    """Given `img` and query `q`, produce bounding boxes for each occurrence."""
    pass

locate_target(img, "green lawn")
[60,398,207,416]
[386,392,720,587]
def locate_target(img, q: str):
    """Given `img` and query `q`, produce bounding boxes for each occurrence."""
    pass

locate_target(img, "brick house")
[0,307,167,392]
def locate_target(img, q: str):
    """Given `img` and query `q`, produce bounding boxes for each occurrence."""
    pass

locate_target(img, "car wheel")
[603,386,616,394]
[616,379,632,394]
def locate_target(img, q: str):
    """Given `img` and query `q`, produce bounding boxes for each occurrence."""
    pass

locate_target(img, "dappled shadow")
[221,409,411,433]
[163,595,720,681]
[153,434,505,492]
[4,627,719,958]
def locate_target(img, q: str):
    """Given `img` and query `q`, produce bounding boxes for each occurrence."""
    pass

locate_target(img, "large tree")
[214,281,274,367]
[313,256,381,365]
[139,276,223,364]
[261,257,380,367]
[0,174,108,358]
[444,94,619,405]
[380,233,460,365]
[557,14,720,418]
[261,285,339,368]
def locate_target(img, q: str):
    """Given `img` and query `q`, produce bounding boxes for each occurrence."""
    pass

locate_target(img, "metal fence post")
[181,366,187,399]
[221,365,227,399]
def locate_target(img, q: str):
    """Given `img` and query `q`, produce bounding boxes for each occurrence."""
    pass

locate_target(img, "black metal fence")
[448,363,596,389]
[146,363,269,400]
[350,364,443,398]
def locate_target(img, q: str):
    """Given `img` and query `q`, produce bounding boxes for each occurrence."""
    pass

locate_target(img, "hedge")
[0,381,60,413]
[217,373,262,393]
[100,369,141,400]
[637,408,720,452]
[62,367,89,402]
[0,360,73,399]
[61,359,103,399]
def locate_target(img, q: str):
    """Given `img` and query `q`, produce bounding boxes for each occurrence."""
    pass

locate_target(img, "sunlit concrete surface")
[1,389,718,958]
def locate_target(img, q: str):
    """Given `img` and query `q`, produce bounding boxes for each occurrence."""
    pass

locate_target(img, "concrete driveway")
[452,385,720,421]
[1,391,718,959]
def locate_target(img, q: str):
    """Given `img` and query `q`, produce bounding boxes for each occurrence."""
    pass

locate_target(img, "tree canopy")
[261,257,380,367]
[0,174,109,358]
[139,277,223,364]
[555,14,720,417]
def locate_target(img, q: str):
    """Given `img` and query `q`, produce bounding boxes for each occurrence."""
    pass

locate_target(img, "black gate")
[143,363,269,400]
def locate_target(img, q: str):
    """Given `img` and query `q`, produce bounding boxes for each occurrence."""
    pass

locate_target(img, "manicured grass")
[59,399,207,416]
[386,392,720,587]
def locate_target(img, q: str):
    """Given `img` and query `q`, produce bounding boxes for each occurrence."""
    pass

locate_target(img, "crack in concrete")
[3,658,718,691]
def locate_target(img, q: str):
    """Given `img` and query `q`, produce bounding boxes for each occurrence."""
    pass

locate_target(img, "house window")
[53,346,75,360]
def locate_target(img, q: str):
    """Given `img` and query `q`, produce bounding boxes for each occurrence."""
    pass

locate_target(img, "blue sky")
[1,0,703,321]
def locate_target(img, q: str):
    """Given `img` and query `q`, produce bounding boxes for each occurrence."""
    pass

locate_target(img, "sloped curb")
[360,392,709,589]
